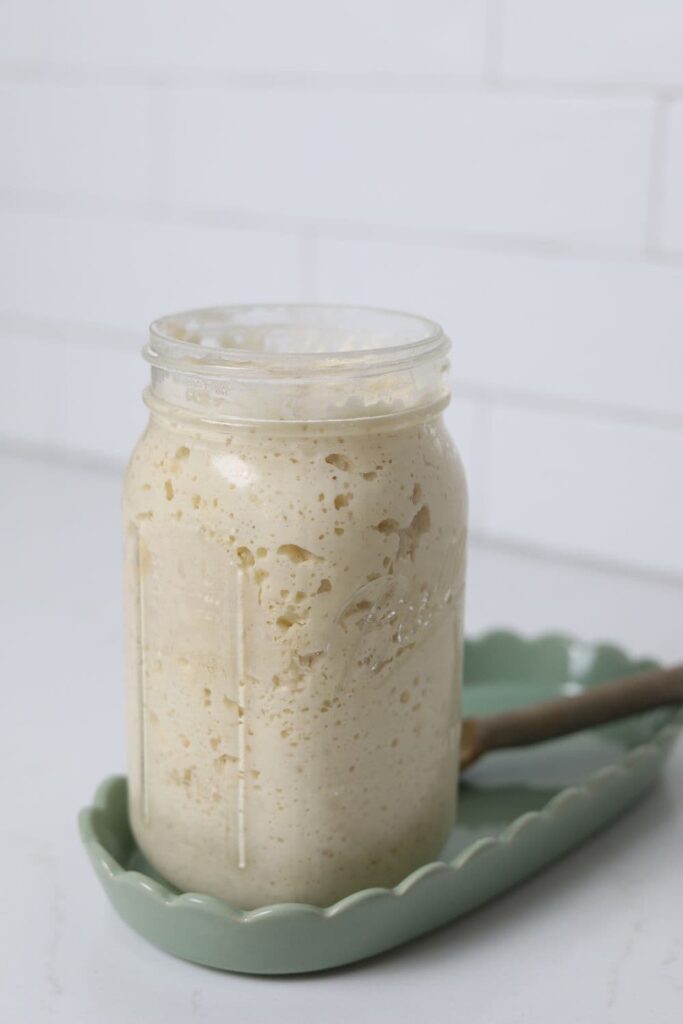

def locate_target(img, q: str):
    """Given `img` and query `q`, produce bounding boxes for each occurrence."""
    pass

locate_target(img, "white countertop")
[1,450,681,1024]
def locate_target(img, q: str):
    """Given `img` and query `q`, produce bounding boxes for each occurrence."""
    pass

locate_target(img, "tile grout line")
[145,80,173,208]
[643,95,672,252]
[1,61,683,100]
[469,528,683,591]
[3,186,683,266]
[483,0,504,83]
[456,381,683,435]
[0,313,141,350]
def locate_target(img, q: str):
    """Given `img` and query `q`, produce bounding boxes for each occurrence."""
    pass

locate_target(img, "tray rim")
[79,630,683,926]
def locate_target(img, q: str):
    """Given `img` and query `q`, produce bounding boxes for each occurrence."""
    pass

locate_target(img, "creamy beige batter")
[124,310,467,908]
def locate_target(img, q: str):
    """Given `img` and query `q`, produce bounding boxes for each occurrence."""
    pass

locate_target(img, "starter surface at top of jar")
[124,305,467,908]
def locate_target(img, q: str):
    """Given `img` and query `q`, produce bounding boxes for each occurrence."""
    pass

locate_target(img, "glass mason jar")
[123,304,467,908]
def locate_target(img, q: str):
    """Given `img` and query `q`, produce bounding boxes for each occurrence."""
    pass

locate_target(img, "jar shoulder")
[123,416,467,534]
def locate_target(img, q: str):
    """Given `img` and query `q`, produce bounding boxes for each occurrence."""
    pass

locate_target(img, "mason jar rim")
[146,303,449,380]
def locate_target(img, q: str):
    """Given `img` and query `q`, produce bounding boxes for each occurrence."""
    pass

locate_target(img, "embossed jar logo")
[330,529,466,687]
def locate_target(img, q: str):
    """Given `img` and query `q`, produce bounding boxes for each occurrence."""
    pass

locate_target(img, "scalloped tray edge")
[79,631,683,971]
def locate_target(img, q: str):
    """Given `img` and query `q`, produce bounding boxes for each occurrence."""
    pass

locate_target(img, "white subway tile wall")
[167,90,654,246]
[64,345,149,463]
[317,238,683,417]
[0,208,302,332]
[485,408,683,576]
[661,102,683,252]
[0,82,153,201]
[0,1,489,76]
[0,336,66,448]
[1,1,682,582]
[499,0,683,87]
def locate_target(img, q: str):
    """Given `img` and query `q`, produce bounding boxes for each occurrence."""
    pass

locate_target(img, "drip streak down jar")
[123,304,468,908]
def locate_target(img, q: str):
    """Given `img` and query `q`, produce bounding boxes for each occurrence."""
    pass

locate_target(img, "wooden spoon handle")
[460,663,683,771]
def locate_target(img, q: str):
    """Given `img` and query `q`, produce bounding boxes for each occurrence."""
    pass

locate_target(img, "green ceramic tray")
[79,632,682,975]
